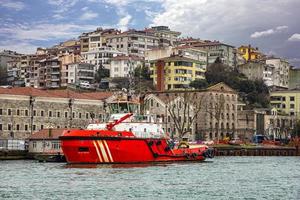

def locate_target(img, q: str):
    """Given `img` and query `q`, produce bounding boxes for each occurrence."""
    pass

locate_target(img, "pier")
[213,146,298,156]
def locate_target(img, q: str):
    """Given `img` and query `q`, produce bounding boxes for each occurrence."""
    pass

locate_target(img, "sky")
[0,0,300,66]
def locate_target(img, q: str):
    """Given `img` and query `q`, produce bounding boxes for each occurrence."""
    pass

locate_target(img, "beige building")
[0,87,112,139]
[144,83,238,141]
[237,107,294,140]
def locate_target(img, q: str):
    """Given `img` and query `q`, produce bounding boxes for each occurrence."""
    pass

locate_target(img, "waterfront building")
[110,55,143,78]
[145,82,238,141]
[150,55,206,91]
[289,66,300,89]
[238,45,264,61]
[0,87,112,139]
[28,128,64,156]
[237,107,294,140]
[270,89,300,119]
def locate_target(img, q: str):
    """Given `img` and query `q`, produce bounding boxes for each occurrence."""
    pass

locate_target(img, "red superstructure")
[60,113,214,164]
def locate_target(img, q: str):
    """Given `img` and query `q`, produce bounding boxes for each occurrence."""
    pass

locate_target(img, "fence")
[0,139,27,151]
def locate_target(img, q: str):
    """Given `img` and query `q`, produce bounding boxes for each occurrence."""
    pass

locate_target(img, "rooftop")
[0,87,113,100]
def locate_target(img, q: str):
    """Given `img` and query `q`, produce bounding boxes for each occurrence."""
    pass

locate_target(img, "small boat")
[60,112,214,164]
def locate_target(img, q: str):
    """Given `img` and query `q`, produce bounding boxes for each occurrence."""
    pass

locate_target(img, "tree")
[189,79,208,89]
[0,67,8,85]
[292,120,300,137]
[134,64,151,80]
[95,64,109,83]
[204,93,226,140]
[205,61,270,108]
[167,92,204,139]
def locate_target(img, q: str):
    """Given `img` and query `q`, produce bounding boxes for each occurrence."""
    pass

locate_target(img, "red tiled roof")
[29,128,71,140]
[0,87,113,100]
[111,55,143,61]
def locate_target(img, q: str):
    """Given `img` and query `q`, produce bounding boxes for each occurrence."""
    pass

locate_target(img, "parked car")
[79,81,91,89]
[228,138,243,145]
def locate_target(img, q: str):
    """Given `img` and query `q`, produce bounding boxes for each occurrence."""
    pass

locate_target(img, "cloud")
[151,0,299,39]
[1,0,25,11]
[0,41,38,54]
[251,26,288,38]
[47,0,79,13]
[118,14,132,31]
[0,23,98,41]
[80,11,98,20]
[288,33,300,41]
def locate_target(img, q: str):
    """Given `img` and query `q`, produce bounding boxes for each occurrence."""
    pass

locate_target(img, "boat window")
[78,147,89,152]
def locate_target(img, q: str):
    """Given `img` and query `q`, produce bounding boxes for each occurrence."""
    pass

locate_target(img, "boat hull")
[60,130,212,164]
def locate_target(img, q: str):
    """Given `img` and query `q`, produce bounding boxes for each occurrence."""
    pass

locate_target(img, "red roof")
[29,128,72,140]
[111,55,143,61]
[0,87,113,100]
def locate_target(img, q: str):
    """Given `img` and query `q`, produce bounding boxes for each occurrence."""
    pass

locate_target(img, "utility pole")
[29,96,35,136]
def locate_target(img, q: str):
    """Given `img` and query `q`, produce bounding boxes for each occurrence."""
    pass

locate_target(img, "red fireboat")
[60,113,214,164]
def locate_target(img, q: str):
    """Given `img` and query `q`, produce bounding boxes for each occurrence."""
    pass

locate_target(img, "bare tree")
[167,92,205,140]
[205,93,225,140]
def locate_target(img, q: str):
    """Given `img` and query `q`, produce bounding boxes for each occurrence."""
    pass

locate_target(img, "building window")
[72,112,75,118]
[79,113,82,119]
[33,141,37,149]
[16,124,20,131]
[86,113,89,119]
[51,141,60,149]
[41,110,44,117]
[17,109,20,116]
[41,125,44,130]
[65,112,68,118]
[25,110,29,116]
[25,125,28,131]
[0,109,2,115]
[0,124,2,131]
[33,110,36,116]
[49,111,52,117]
[290,104,295,109]
[8,109,12,116]
[290,96,295,101]
[8,124,12,131]
[57,112,60,118]
[33,125,36,131]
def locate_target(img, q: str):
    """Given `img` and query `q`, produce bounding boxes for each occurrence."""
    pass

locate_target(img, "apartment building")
[106,29,160,57]
[150,55,206,91]
[270,90,300,119]
[144,26,181,47]
[238,45,264,61]
[110,55,143,78]
[66,63,95,85]
[266,57,289,89]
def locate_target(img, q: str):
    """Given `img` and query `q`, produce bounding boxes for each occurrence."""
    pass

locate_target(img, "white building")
[67,63,95,85]
[266,57,289,89]
[110,56,143,78]
[106,29,160,57]
[81,47,124,70]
